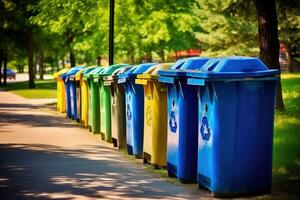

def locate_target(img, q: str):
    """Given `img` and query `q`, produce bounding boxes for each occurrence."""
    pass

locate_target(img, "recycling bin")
[135,63,173,167]
[97,64,129,142]
[158,57,209,182]
[103,66,133,148]
[118,63,157,158]
[61,66,83,118]
[75,67,96,126]
[186,57,279,196]
[53,68,69,113]
[83,67,104,133]
[64,66,84,120]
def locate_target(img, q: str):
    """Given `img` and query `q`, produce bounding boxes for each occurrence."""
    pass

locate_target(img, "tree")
[196,0,258,56]
[277,0,300,73]
[32,0,102,67]
[0,0,40,88]
[254,0,284,110]
[135,0,202,61]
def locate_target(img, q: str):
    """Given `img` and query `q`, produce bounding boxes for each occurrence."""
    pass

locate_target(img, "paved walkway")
[0,90,212,200]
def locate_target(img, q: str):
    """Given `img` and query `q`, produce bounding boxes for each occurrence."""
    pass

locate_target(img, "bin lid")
[75,66,96,80]
[103,66,133,85]
[158,57,209,77]
[186,56,279,79]
[83,66,104,78]
[53,68,69,79]
[118,63,157,83]
[92,64,129,78]
[60,66,84,79]
[135,63,173,85]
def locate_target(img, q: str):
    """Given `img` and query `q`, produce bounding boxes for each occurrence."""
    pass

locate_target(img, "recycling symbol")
[169,111,177,133]
[127,104,132,120]
[200,116,211,141]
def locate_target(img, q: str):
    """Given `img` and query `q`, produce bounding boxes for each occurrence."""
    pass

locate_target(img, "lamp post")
[109,0,114,65]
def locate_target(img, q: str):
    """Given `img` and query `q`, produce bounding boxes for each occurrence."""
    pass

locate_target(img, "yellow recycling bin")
[54,68,70,113]
[75,67,96,127]
[135,63,173,167]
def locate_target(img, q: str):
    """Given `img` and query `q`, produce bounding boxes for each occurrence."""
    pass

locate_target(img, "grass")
[272,73,300,195]
[0,79,57,99]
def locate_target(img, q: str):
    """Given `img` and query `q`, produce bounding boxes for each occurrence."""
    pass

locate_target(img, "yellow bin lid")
[53,68,70,79]
[136,63,173,85]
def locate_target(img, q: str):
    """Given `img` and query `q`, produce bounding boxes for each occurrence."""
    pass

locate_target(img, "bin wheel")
[168,171,176,178]
[112,138,118,147]
[101,134,105,140]
[143,158,148,164]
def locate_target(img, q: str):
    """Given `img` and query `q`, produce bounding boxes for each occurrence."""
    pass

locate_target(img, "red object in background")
[167,49,201,60]
[280,43,286,53]
[175,49,201,57]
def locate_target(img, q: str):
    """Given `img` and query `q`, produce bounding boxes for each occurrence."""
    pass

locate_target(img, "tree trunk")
[97,56,102,66]
[0,49,2,85]
[254,0,284,111]
[160,49,165,62]
[39,51,44,80]
[69,49,76,68]
[27,28,35,89]
[285,43,293,73]
[127,47,134,64]
[33,52,38,79]
[3,52,7,86]
[62,58,65,68]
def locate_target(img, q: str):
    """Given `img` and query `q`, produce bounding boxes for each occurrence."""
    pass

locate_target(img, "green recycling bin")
[103,66,133,148]
[83,66,104,133]
[97,64,129,142]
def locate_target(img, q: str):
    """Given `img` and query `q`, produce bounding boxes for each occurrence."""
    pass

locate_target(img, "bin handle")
[178,80,185,99]
[111,83,117,105]
[129,81,136,94]
[209,82,219,103]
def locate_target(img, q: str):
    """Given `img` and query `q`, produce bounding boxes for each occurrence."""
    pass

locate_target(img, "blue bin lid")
[187,56,279,79]
[60,66,84,79]
[118,63,157,83]
[158,57,209,77]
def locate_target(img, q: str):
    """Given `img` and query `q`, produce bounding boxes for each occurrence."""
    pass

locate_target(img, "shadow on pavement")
[0,143,204,200]
[0,104,74,129]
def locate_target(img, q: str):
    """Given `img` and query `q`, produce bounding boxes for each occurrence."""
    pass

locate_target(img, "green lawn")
[272,73,300,195]
[0,79,57,99]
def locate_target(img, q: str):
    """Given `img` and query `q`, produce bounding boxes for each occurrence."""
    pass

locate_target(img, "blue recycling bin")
[63,66,84,120]
[187,57,279,196]
[158,57,209,183]
[118,63,156,158]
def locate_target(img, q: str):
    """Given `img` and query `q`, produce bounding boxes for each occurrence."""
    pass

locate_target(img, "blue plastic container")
[63,66,84,120]
[187,57,279,196]
[158,57,209,182]
[118,63,156,158]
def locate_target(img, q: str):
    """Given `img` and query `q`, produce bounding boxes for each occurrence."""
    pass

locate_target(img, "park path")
[0,90,212,200]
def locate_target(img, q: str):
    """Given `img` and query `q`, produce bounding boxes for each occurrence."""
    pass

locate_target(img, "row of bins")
[54,56,279,196]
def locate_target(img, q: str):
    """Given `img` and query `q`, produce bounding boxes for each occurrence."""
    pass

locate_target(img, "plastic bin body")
[135,63,173,167]
[76,67,96,127]
[98,64,128,142]
[54,68,69,113]
[187,57,279,195]
[158,57,209,182]
[118,63,156,157]
[65,66,84,120]
[85,67,104,133]
[103,66,132,148]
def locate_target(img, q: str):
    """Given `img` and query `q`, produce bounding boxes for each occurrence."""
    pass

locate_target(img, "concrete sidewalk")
[0,90,212,200]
